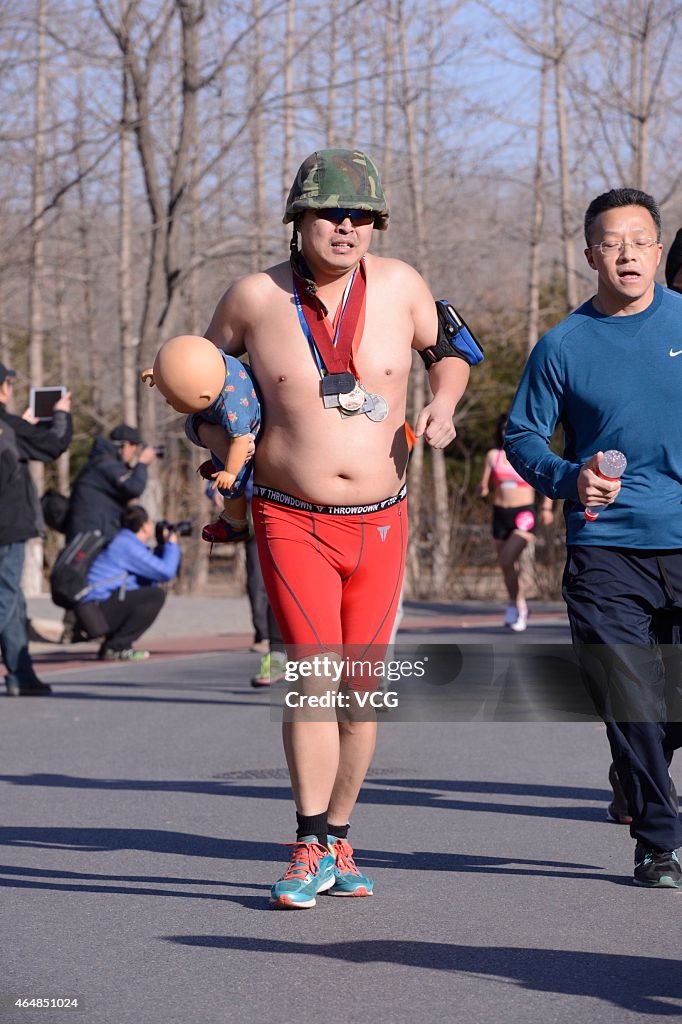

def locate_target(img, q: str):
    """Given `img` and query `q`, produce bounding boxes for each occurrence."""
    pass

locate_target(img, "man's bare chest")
[247,291,414,387]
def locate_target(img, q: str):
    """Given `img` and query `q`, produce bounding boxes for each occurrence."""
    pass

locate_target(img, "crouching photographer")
[75,505,181,662]
[155,518,192,547]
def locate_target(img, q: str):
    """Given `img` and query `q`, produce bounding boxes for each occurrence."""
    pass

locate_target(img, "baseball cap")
[0,362,17,386]
[109,423,143,445]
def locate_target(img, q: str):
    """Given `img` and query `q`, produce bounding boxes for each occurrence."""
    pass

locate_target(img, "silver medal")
[360,391,376,414]
[366,395,388,421]
[338,384,366,412]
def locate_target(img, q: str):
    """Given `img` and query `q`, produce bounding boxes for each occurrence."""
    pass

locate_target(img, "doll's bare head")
[143,335,225,414]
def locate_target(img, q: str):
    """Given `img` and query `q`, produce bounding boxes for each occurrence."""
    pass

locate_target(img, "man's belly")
[254,419,409,505]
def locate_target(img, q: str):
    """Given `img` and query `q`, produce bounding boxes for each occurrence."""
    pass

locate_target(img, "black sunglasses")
[315,208,376,226]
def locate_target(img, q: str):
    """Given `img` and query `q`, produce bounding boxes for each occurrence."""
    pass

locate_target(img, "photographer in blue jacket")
[76,504,180,662]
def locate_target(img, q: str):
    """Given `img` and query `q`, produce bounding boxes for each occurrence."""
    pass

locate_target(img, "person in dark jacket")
[64,423,157,543]
[76,504,180,661]
[665,227,682,293]
[0,361,73,696]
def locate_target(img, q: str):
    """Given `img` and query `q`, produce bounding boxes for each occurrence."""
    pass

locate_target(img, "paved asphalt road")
[3,600,681,1024]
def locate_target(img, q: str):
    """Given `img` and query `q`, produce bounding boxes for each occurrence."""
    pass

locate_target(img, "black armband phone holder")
[419,301,485,368]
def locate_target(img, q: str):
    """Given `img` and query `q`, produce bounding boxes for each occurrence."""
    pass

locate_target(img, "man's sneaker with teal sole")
[633,844,682,888]
[327,836,374,897]
[270,838,336,909]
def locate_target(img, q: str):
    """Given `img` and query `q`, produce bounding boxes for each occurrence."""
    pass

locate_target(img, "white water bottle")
[584,449,627,521]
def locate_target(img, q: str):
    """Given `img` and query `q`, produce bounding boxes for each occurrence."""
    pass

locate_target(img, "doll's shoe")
[201,517,250,544]
[198,459,217,481]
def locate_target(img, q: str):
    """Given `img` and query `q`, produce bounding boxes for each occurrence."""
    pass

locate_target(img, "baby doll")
[142,335,261,543]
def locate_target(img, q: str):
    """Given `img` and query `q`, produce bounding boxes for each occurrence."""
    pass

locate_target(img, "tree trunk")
[183,151,210,594]
[54,247,70,496]
[25,0,48,597]
[527,2,549,355]
[325,0,338,146]
[119,49,137,427]
[377,0,395,258]
[250,0,265,271]
[553,0,578,313]
[73,70,103,428]
[633,4,651,189]
[282,0,295,240]
[423,0,450,598]
[398,0,447,598]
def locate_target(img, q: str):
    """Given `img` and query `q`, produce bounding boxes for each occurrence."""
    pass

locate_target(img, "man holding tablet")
[29,386,67,422]
[0,362,72,696]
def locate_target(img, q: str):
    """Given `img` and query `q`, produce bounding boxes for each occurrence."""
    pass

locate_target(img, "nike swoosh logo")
[670,348,682,357]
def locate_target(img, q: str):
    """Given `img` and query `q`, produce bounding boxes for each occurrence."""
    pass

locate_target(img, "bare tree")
[396,0,427,593]
[570,0,681,200]
[282,0,295,223]
[25,0,48,597]
[2,0,681,609]
[553,0,578,311]
[527,0,550,353]
[119,19,137,426]
[395,0,456,596]
[250,0,266,271]
[53,239,70,496]
[325,0,338,145]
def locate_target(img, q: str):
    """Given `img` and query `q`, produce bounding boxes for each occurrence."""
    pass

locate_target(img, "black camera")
[153,445,166,458]
[155,519,193,545]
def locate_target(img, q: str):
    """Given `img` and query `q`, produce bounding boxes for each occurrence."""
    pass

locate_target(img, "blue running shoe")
[270,838,336,909]
[327,836,374,897]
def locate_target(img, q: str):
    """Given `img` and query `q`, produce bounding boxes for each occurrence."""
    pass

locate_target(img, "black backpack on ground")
[50,530,108,609]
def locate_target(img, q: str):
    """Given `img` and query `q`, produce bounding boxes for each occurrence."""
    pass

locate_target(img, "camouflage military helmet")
[284,148,389,230]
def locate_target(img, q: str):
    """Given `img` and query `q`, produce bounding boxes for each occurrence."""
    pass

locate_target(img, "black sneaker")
[633,843,682,888]
[607,763,633,824]
[6,678,52,697]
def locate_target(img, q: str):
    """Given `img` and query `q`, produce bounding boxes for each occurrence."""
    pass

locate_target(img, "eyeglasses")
[315,209,376,227]
[589,237,658,257]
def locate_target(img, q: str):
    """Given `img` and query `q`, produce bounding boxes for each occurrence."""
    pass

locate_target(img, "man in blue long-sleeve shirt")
[506,187,682,889]
[76,504,180,662]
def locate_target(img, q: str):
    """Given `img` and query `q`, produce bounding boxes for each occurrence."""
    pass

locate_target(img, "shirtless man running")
[200,149,471,907]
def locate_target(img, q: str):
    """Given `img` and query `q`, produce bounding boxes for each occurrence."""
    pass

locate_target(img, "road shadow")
[0,828,625,885]
[0,862,270,907]
[0,773,617,822]
[163,937,682,1016]
[35,691,260,707]
[0,827,286,860]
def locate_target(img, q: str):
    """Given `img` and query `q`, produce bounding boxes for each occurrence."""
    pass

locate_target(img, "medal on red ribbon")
[293,259,388,420]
